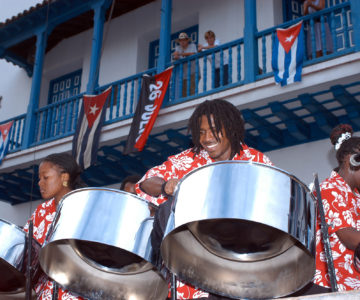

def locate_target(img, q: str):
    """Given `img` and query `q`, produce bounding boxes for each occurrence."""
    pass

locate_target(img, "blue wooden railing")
[2,1,356,154]
[96,68,157,125]
[32,93,84,145]
[166,37,245,105]
[6,114,26,152]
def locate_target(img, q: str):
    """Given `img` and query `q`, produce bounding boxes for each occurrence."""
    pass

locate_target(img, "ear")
[61,172,70,183]
[344,154,352,166]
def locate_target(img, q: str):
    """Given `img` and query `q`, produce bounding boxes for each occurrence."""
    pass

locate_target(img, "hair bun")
[330,124,353,150]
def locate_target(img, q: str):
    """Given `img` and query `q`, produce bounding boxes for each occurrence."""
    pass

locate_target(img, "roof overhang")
[0,0,155,75]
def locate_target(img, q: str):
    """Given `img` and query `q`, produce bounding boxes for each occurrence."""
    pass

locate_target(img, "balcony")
[1,1,360,204]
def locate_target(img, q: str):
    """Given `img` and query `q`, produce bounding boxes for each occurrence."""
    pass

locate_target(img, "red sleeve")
[135,159,174,206]
[239,145,274,166]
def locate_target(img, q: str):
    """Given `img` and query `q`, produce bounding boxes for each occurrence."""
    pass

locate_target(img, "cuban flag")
[72,87,111,169]
[272,21,304,86]
[0,120,14,165]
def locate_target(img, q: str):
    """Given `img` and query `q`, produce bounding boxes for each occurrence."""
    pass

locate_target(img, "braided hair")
[41,153,86,190]
[188,99,245,159]
[330,124,360,170]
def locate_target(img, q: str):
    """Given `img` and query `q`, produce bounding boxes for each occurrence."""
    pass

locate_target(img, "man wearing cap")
[173,32,198,97]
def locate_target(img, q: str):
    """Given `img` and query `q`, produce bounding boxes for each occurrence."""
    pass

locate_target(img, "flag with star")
[72,86,111,169]
[0,120,14,165]
[272,21,304,86]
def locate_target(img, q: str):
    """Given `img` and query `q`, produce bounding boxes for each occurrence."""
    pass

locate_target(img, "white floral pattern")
[135,144,273,299]
[314,171,360,290]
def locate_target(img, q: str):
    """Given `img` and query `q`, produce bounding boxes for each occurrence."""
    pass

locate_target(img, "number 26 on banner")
[149,81,163,101]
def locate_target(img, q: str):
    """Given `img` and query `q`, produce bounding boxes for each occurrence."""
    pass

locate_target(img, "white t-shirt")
[174,43,197,58]
[202,39,229,68]
[174,42,197,75]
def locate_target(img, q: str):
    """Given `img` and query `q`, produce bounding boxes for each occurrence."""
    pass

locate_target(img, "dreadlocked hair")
[42,153,87,190]
[189,99,245,158]
[330,124,360,169]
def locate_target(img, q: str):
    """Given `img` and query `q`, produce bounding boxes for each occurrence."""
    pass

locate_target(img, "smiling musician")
[135,99,273,300]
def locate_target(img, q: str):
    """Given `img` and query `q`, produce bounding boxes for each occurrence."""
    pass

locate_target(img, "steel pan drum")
[0,219,40,294]
[39,188,168,300]
[161,162,316,299]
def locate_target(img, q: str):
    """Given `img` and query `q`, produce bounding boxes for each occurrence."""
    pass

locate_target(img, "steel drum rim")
[162,226,315,299]
[0,219,41,294]
[48,187,159,246]
[0,218,26,235]
[40,187,168,300]
[162,161,316,299]
[0,218,26,291]
[171,160,317,252]
[0,219,42,249]
[55,187,158,213]
[174,161,315,201]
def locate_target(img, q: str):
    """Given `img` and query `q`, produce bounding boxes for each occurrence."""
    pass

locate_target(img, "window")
[48,69,82,104]
[148,25,199,68]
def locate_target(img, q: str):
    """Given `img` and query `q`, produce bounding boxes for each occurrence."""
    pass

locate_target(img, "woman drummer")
[314,124,360,290]
[24,153,87,299]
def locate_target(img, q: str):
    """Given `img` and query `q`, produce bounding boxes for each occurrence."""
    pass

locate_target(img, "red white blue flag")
[272,21,304,86]
[124,67,173,154]
[0,120,14,165]
[72,87,111,169]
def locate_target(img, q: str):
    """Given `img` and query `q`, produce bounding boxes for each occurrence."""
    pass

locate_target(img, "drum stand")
[25,221,60,299]
[52,281,59,298]
[313,174,338,292]
[25,221,33,300]
[170,273,177,300]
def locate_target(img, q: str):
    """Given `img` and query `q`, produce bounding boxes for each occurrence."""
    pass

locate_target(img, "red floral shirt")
[314,171,360,291]
[24,199,85,300]
[135,144,273,299]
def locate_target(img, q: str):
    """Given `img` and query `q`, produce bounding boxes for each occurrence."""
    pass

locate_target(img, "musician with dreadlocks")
[135,99,273,300]
[314,124,360,291]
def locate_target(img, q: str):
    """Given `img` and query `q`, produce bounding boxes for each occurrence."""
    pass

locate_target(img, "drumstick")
[25,220,33,300]
[313,173,338,292]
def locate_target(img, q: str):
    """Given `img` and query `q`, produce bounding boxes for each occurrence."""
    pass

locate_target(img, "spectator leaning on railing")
[303,0,333,59]
[198,30,229,88]
[173,32,198,97]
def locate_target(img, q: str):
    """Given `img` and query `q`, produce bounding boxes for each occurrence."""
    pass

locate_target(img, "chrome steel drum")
[39,188,168,300]
[161,161,316,299]
[0,219,40,294]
